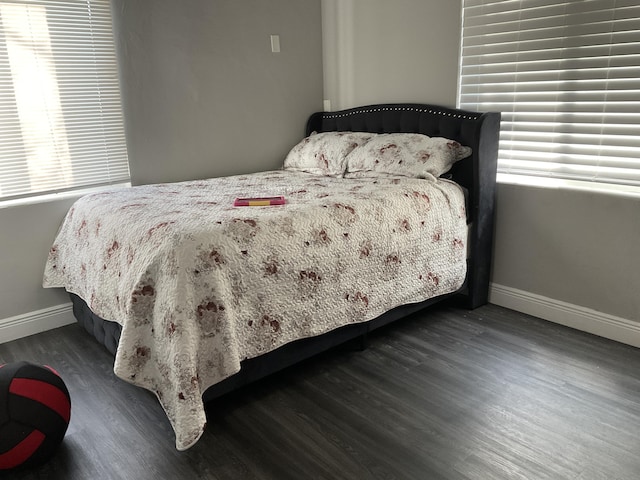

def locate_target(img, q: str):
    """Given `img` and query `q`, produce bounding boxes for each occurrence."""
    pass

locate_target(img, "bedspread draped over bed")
[43,170,468,450]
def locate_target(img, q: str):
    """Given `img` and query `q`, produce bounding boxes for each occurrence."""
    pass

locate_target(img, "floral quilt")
[43,170,468,450]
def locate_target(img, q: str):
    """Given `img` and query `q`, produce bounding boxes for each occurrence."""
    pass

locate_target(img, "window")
[0,0,129,202]
[459,0,640,188]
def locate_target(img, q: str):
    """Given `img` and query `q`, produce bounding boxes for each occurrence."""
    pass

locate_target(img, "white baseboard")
[490,283,640,348]
[2,288,638,349]
[0,303,75,345]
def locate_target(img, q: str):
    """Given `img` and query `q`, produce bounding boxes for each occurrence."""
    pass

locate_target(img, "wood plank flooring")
[1,302,640,480]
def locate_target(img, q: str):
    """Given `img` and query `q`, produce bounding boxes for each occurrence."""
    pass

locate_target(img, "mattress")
[43,169,468,450]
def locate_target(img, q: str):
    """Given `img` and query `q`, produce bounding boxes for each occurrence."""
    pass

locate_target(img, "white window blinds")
[0,0,129,202]
[459,0,640,187]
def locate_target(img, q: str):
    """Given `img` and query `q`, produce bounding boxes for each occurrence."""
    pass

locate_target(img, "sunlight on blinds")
[0,0,129,202]
[2,3,73,196]
[459,0,640,187]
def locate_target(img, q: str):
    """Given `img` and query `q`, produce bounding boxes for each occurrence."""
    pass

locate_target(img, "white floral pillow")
[283,131,374,177]
[346,133,472,178]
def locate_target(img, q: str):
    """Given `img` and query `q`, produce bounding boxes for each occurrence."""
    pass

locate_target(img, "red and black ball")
[0,362,71,470]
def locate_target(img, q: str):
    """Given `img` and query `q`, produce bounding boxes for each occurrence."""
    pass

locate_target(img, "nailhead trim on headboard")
[321,106,481,121]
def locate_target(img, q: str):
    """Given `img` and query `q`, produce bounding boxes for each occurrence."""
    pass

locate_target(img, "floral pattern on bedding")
[43,170,468,450]
[283,131,374,176]
[346,133,472,178]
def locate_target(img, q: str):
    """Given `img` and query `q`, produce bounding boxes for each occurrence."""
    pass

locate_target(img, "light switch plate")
[270,35,280,53]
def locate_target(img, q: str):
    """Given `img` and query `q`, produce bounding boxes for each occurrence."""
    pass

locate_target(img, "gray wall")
[0,0,323,328]
[114,0,323,185]
[0,199,77,320]
[494,184,640,322]
[322,0,461,110]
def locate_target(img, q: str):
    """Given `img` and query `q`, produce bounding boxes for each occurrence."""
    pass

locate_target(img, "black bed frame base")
[71,290,459,402]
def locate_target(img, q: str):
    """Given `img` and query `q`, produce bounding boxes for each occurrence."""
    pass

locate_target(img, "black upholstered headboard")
[306,103,501,308]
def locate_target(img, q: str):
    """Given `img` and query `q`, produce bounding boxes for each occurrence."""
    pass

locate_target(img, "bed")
[43,103,500,450]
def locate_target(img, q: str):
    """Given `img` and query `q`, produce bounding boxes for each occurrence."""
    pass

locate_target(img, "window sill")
[497,173,640,200]
[0,183,131,210]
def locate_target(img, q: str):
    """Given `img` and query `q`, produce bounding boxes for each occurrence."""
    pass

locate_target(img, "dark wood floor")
[2,302,640,480]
